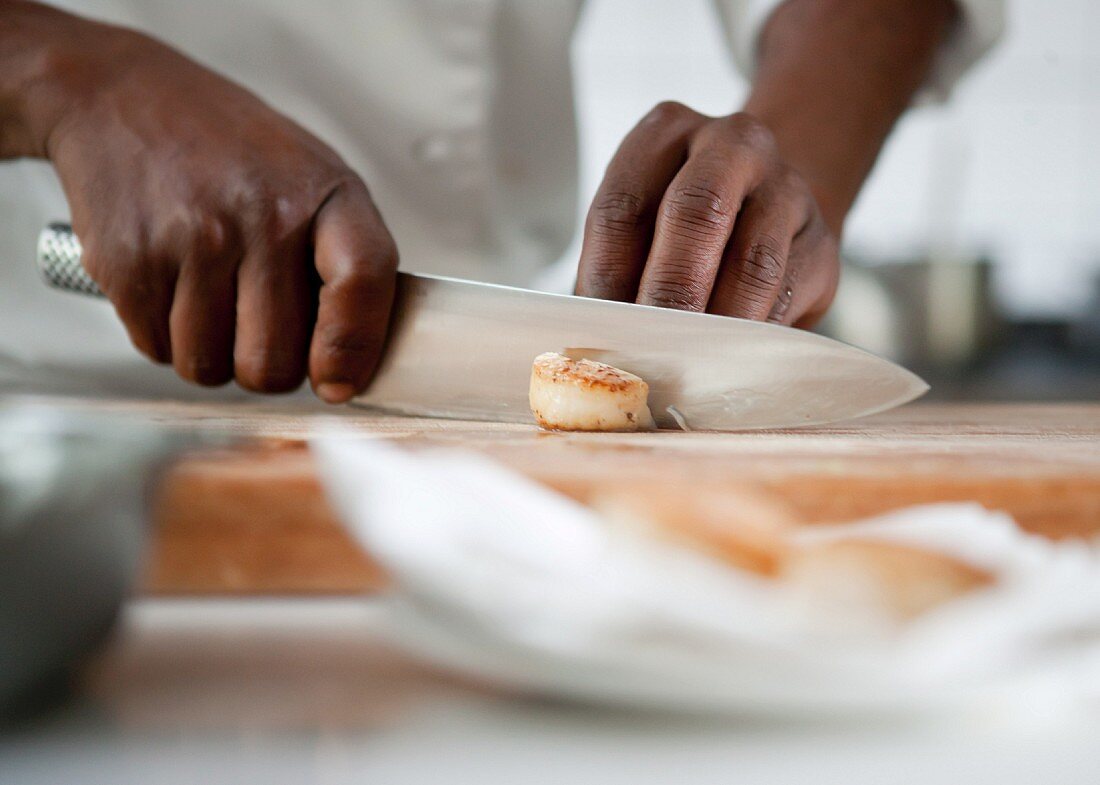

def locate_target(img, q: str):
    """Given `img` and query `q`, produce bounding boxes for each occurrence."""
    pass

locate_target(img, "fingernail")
[316,382,356,404]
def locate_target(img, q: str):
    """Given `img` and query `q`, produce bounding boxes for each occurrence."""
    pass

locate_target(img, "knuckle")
[332,257,394,295]
[146,210,236,270]
[335,217,400,272]
[244,182,310,240]
[329,171,370,201]
[321,221,399,284]
[775,164,808,195]
[736,238,787,288]
[269,193,306,234]
[643,263,712,311]
[589,189,650,236]
[727,112,775,151]
[644,100,694,126]
[662,183,735,237]
[264,196,308,240]
[189,213,236,261]
[754,168,810,212]
[370,233,400,271]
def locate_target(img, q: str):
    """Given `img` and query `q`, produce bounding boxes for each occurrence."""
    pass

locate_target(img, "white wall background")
[569,0,1100,319]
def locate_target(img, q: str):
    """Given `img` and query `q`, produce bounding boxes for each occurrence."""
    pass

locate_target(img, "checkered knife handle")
[36,223,104,298]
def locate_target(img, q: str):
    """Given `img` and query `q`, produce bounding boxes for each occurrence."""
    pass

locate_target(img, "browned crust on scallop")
[532,353,646,395]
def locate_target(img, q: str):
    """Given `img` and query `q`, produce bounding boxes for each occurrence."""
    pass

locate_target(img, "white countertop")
[4,598,1100,785]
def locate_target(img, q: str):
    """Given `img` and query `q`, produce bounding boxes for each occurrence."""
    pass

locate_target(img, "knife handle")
[36,223,104,298]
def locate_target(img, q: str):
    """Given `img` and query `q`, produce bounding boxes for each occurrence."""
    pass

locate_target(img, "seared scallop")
[529,352,654,432]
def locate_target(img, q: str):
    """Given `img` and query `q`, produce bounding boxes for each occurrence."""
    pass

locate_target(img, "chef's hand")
[576,105,838,327]
[2,7,396,403]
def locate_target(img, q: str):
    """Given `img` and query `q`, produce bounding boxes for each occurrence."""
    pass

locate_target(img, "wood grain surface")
[32,397,1100,595]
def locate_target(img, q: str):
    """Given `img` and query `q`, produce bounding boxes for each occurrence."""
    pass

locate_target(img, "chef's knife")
[37,223,927,430]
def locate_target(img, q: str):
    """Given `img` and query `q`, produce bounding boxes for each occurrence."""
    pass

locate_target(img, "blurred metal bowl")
[821,253,1000,369]
[0,400,185,714]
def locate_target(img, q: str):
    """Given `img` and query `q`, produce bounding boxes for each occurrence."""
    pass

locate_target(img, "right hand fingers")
[575,102,705,301]
[706,177,805,322]
[635,116,771,312]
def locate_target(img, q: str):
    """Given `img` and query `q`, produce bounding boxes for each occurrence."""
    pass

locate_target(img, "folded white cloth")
[314,437,1100,716]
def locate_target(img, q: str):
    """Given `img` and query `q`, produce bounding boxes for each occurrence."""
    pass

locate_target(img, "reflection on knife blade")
[353,273,928,431]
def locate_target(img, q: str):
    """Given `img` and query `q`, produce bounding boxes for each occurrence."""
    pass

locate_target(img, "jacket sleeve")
[713,0,1005,103]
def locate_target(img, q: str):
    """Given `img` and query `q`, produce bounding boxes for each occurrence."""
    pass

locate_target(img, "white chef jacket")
[0,0,1003,398]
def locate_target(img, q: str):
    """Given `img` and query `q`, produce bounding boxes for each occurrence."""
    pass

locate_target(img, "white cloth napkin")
[312,437,1100,716]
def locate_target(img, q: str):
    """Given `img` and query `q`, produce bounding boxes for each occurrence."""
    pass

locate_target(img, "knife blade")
[37,223,927,430]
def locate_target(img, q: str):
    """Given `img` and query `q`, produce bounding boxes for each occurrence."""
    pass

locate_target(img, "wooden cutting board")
[43,398,1100,595]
